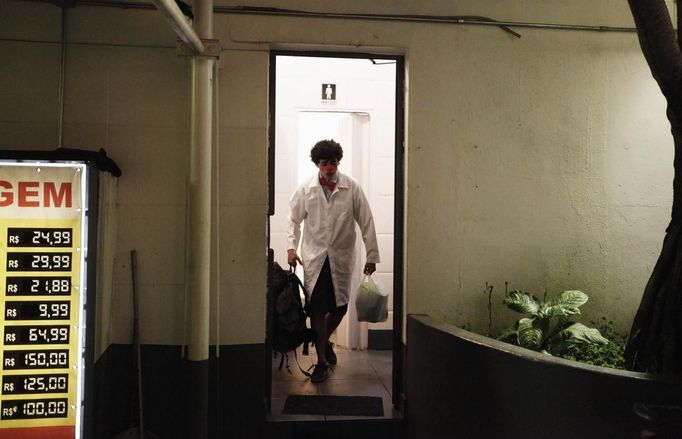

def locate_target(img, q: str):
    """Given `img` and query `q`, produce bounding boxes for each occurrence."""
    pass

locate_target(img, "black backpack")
[272,262,315,373]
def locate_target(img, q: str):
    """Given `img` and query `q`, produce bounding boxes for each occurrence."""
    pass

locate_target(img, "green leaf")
[504,291,541,315]
[549,290,588,308]
[536,303,555,319]
[517,317,544,350]
[544,290,588,318]
[557,322,609,345]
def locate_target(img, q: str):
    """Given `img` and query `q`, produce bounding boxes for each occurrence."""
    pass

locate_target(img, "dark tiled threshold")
[268,347,400,422]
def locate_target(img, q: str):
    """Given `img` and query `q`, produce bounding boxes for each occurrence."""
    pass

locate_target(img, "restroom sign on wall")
[322,83,336,102]
[0,162,87,439]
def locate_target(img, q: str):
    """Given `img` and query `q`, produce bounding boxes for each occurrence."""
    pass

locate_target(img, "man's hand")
[364,263,376,275]
[287,249,302,267]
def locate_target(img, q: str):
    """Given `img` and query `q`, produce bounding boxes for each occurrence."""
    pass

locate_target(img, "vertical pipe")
[210,57,221,439]
[185,0,213,436]
[212,60,220,357]
[187,54,212,361]
[57,7,67,149]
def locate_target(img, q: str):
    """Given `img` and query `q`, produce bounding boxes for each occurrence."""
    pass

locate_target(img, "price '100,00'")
[23,399,68,417]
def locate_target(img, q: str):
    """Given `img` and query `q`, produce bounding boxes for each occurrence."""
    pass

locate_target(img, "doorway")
[266,51,404,417]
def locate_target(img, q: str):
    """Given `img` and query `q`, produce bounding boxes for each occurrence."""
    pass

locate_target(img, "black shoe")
[325,342,337,365]
[310,363,329,383]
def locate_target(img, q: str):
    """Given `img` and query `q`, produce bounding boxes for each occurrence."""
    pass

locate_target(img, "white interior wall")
[0,0,674,346]
[272,56,396,338]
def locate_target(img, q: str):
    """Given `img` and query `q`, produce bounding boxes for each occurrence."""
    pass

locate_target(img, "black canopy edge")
[0,148,122,177]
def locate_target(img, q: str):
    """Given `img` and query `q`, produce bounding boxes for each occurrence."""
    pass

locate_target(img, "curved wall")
[406,314,682,439]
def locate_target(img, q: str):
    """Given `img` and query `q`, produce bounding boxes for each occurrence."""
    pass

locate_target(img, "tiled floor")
[269,345,397,421]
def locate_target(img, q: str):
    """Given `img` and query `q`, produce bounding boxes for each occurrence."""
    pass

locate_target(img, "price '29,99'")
[6,252,72,271]
[31,254,70,270]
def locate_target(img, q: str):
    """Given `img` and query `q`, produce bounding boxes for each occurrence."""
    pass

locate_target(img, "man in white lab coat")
[287,139,380,383]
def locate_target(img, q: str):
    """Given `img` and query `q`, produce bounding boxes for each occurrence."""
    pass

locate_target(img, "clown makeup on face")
[317,159,339,179]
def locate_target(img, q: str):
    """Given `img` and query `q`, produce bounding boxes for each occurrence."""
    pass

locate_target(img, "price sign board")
[0,163,87,439]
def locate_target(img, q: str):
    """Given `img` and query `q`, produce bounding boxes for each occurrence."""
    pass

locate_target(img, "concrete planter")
[406,314,682,439]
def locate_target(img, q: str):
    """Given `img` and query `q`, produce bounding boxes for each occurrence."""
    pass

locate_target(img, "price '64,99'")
[4,325,70,345]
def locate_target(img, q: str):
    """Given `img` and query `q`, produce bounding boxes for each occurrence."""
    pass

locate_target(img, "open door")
[332,112,371,350]
[267,51,405,414]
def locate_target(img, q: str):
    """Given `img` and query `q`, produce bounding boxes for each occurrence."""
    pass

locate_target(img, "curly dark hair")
[310,139,343,164]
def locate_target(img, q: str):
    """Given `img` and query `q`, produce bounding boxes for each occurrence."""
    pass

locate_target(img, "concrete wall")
[0,0,674,347]
[406,314,682,439]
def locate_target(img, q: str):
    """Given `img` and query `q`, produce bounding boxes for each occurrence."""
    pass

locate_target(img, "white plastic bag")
[355,274,388,323]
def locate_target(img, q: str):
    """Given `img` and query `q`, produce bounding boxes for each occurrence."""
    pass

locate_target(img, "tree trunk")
[625,0,682,374]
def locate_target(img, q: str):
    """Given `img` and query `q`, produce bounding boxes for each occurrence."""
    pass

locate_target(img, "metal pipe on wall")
[56,7,67,148]
[150,0,205,53]
[213,7,638,34]
[187,66,213,358]
[187,10,212,366]
[184,0,213,436]
[68,0,640,34]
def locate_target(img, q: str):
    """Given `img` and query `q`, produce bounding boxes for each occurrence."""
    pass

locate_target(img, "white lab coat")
[287,172,380,307]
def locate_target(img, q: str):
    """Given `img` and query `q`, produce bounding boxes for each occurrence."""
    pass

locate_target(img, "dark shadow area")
[406,314,682,439]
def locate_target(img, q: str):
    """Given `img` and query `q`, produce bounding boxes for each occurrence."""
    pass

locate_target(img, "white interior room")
[270,55,397,351]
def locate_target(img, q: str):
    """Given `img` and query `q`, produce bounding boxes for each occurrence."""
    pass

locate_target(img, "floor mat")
[282,395,384,417]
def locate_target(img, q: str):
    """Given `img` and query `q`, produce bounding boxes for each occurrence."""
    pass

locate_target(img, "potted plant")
[498,290,608,355]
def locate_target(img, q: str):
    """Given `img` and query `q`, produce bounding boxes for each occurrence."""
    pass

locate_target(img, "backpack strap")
[277,351,289,373]
[288,267,311,313]
[288,267,312,356]
[293,349,312,377]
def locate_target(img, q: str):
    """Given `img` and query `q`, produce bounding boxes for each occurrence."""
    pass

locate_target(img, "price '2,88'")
[31,278,70,294]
